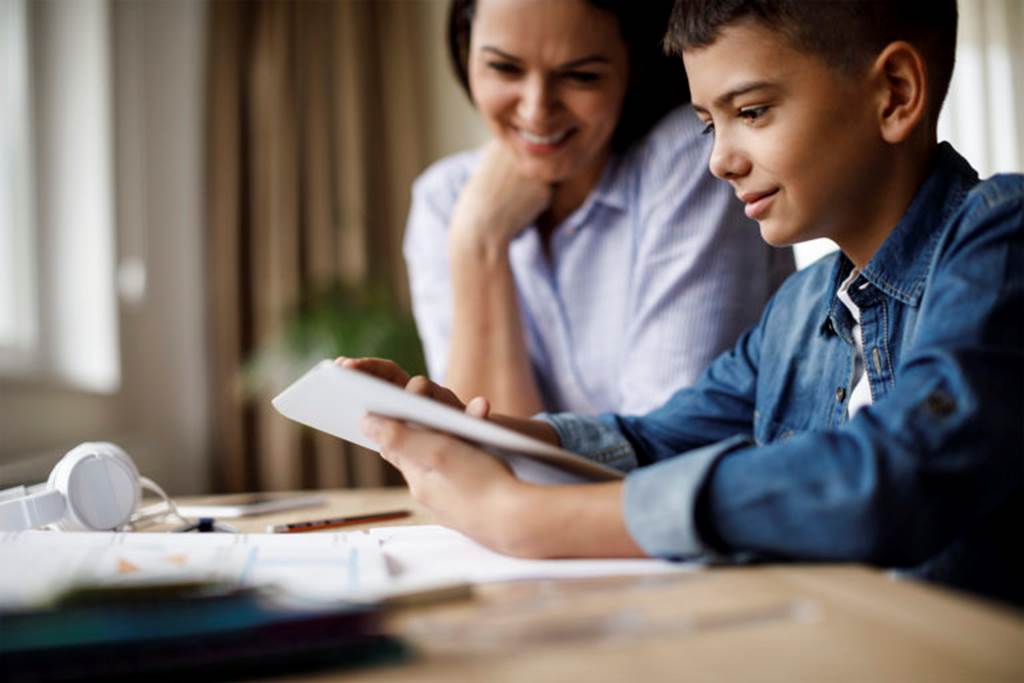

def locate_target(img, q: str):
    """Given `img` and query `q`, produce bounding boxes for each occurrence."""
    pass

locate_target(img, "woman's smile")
[514,126,576,153]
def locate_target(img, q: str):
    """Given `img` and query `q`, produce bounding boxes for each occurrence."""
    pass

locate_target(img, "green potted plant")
[243,280,426,397]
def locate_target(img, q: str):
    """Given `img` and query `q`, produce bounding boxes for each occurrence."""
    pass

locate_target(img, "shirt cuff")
[535,412,639,472]
[623,434,752,559]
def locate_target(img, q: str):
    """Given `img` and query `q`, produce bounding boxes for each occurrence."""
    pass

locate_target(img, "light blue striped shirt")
[403,106,794,415]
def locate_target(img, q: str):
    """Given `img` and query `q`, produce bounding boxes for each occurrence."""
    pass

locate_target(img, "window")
[0,0,120,392]
[793,0,1023,270]
[937,0,1024,178]
[0,0,36,362]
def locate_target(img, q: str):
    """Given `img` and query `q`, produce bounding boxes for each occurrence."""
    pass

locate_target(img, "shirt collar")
[586,152,628,212]
[819,143,979,335]
[858,142,979,305]
[554,152,627,236]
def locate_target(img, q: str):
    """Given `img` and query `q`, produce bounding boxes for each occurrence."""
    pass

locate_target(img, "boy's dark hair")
[664,0,958,123]
[447,0,690,152]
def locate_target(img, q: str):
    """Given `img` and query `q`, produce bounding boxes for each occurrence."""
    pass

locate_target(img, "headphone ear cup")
[48,442,141,531]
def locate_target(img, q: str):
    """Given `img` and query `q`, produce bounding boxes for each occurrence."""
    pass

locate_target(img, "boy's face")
[684,20,885,247]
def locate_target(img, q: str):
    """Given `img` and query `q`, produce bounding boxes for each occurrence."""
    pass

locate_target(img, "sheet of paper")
[271,360,623,484]
[0,526,696,610]
[0,529,391,609]
[371,525,698,588]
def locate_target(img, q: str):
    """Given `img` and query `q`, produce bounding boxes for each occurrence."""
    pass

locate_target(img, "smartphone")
[175,493,326,518]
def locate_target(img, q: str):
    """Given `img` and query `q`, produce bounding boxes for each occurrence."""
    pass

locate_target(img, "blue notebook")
[0,582,407,681]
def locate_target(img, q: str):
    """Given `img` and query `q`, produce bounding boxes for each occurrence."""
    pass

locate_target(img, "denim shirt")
[542,143,1024,605]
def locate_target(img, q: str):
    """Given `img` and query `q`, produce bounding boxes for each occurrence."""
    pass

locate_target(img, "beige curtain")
[206,1,427,492]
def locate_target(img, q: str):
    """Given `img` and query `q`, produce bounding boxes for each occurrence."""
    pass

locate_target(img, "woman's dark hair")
[447,0,690,152]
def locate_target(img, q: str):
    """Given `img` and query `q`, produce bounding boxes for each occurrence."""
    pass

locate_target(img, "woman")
[404,0,792,416]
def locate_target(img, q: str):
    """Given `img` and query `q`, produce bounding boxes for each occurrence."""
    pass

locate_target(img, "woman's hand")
[441,142,551,416]
[450,140,553,252]
[337,357,492,418]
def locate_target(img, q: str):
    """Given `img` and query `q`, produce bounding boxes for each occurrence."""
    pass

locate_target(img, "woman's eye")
[700,121,715,136]
[487,61,522,76]
[739,106,769,122]
[561,71,601,84]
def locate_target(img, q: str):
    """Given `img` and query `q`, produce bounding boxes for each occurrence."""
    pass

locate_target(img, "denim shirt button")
[925,390,957,416]
[835,386,847,402]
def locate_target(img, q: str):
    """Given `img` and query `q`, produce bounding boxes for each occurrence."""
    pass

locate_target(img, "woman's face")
[467,0,629,185]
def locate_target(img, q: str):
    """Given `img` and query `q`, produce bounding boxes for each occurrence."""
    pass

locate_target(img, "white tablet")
[271,360,623,485]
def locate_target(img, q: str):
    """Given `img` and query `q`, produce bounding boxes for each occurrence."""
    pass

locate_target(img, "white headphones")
[0,442,143,532]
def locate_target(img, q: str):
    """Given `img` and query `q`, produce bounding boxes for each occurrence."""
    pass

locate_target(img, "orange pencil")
[268,509,411,533]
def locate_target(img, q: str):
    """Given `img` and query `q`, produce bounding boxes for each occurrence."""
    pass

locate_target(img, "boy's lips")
[739,188,779,220]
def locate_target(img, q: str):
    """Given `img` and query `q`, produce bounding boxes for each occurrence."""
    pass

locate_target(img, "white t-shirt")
[836,269,874,417]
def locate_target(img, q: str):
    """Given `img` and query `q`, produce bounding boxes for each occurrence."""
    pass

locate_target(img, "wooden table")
[209,488,1024,682]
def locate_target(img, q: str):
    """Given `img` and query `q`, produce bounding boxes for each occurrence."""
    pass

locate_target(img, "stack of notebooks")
[1,581,406,681]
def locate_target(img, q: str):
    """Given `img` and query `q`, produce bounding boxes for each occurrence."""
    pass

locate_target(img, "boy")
[351,0,1023,605]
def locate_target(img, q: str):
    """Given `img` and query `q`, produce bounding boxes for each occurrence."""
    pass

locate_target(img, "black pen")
[267,509,411,533]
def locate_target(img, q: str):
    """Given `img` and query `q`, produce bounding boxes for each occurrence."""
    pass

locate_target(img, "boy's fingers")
[362,415,456,477]
[406,375,465,410]
[438,386,465,408]
[406,375,433,397]
[361,414,410,468]
[466,396,490,419]
[340,357,410,387]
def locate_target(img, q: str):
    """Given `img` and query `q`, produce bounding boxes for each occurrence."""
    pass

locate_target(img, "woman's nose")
[516,74,555,126]
[708,133,751,181]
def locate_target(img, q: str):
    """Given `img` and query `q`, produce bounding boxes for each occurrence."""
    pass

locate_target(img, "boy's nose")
[709,136,751,181]
[517,75,556,127]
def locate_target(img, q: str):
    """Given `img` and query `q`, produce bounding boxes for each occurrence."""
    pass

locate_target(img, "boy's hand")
[336,356,410,387]
[359,414,640,559]
[337,357,491,418]
[360,413,526,553]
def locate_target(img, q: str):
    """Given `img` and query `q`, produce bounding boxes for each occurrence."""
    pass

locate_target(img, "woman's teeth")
[518,129,570,145]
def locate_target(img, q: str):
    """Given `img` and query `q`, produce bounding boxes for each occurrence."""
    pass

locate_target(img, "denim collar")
[820,143,979,336]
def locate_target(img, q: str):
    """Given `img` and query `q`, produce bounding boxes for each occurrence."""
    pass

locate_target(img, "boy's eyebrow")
[480,46,609,69]
[693,80,779,112]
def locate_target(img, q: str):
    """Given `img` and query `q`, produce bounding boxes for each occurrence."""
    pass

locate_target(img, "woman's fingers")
[336,357,410,387]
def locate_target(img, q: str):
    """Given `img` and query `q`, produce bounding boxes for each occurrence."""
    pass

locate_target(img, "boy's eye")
[487,61,522,76]
[739,106,769,122]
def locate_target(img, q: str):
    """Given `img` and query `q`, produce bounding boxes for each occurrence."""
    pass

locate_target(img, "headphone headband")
[0,486,66,531]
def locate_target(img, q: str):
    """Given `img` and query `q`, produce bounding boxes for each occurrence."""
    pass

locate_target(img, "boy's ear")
[870,41,928,144]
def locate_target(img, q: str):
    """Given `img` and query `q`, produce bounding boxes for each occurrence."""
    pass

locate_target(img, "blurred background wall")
[0,0,1019,495]
[0,0,486,494]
